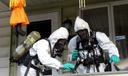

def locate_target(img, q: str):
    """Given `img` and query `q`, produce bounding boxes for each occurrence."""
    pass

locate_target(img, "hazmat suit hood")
[48,27,69,49]
[74,16,91,35]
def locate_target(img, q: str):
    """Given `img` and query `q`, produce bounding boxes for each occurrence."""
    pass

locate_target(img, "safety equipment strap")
[75,31,103,72]
[23,39,52,76]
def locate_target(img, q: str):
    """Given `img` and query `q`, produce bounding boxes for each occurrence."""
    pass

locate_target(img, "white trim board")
[29,12,60,32]
[84,0,128,10]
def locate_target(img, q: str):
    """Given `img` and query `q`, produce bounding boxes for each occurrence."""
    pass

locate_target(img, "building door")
[27,20,51,39]
[27,20,52,75]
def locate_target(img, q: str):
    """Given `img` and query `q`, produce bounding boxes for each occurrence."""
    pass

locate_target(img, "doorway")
[27,20,52,75]
[27,20,51,39]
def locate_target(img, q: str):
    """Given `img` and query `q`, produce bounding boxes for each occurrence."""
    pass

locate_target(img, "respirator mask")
[52,39,67,58]
[77,29,90,49]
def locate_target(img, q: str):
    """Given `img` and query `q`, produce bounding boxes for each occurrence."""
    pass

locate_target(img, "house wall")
[7,0,128,76]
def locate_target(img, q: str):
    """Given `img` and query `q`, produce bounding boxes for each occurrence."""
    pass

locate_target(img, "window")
[83,7,109,36]
[114,4,128,59]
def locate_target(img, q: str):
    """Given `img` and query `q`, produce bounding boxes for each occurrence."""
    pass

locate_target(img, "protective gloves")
[71,50,78,61]
[109,55,120,63]
[63,63,75,71]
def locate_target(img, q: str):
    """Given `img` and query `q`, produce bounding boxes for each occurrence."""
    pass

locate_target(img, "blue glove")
[71,50,78,61]
[63,63,75,71]
[109,55,120,63]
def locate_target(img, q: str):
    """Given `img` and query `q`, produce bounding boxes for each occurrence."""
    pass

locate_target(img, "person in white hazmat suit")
[68,16,120,73]
[20,27,75,76]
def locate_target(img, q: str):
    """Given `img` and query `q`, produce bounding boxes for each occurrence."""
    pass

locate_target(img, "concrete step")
[62,71,128,76]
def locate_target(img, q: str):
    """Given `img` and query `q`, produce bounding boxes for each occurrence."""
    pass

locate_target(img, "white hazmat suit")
[68,17,120,73]
[20,27,69,76]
